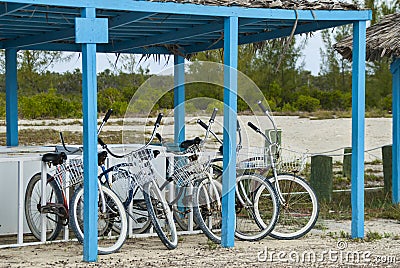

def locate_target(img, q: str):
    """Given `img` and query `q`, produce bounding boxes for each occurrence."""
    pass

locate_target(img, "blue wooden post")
[174,55,185,145]
[5,48,18,146]
[76,7,108,262]
[391,58,400,204]
[222,16,238,248]
[351,21,366,239]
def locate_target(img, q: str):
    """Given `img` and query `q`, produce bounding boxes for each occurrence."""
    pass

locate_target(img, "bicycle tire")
[263,174,319,240]
[192,176,223,244]
[158,180,199,231]
[24,173,63,241]
[143,180,178,250]
[235,173,280,241]
[107,167,152,234]
[69,185,128,254]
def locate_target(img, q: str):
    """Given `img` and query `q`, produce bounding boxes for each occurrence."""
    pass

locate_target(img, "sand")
[0,219,399,267]
[0,116,397,267]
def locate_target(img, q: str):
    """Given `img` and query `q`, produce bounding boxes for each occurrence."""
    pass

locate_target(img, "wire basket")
[53,158,83,188]
[126,148,156,188]
[236,147,272,170]
[275,147,308,174]
[171,144,211,187]
[236,146,307,174]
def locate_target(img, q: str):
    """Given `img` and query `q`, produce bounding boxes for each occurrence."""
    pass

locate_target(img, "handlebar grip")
[257,101,268,113]
[156,133,163,143]
[237,120,241,131]
[197,119,208,130]
[210,108,218,122]
[98,137,106,148]
[247,122,260,133]
[103,109,113,122]
[155,113,163,126]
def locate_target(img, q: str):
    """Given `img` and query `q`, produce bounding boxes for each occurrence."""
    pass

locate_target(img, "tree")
[319,25,352,92]
[17,50,72,94]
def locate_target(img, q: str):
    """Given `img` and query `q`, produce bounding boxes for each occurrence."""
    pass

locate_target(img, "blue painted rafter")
[0,16,75,26]
[0,3,31,17]
[104,19,224,52]
[1,0,372,21]
[184,20,351,53]
[23,42,173,54]
[106,17,267,53]
[2,11,155,49]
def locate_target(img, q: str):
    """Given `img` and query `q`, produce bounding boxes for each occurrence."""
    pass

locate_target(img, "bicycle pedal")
[40,203,68,220]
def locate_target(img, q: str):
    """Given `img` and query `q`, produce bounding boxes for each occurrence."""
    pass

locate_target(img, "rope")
[283,144,392,158]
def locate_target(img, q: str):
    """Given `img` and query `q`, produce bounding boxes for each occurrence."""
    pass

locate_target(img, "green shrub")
[19,89,81,119]
[295,95,320,112]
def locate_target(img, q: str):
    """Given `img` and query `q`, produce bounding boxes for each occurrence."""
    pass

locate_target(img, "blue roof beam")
[1,0,372,21]
[24,41,173,54]
[0,3,32,17]
[1,11,155,49]
[184,20,352,54]
[0,16,75,26]
[105,17,266,53]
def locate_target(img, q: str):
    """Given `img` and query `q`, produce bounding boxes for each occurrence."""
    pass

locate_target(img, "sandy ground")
[0,115,393,162]
[0,219,400,267]
[0,116,396,267]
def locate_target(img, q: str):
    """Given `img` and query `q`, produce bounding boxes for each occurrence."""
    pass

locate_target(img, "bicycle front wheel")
[109,168,152,234]
[143,180,178,250]
[265,174,319,239]
[24,173,64,241]
[235,173,280,241]
[192,176,223,243]
[69,185,128,254]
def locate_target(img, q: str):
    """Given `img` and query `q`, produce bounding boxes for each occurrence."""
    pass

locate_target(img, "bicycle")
[190,114,279,243]
[154,109,279,244]
[24,110,128,254]
[197,102,319,240]
[246,101,319,240]
[97,113,178,250]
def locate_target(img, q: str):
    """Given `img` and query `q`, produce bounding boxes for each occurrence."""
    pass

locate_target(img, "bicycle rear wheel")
[143,180,178,250]
[192,176,222,244]
[235,173,279,241]
[108,168,151,234]
[24,173,64,241]
[69,185,128,254]
[264,174,319,239]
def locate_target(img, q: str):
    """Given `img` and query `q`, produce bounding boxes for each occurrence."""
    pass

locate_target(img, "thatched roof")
[334,13,400,61]
[150,0,360,10]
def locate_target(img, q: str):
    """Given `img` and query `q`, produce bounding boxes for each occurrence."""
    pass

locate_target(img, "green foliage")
[295,95,320,112]
[19,89,81,119]
[0,93,5,118]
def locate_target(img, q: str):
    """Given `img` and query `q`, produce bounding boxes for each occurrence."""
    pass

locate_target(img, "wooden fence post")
[382,145,392,195]
[311,155,333,202]
[343,147,352,178]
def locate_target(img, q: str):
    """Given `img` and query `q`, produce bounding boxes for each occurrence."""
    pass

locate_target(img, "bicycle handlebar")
[104,109,113,123]
[99,113,163,159]
[255,100,279,145]
[59,132,82,154]
[247,122,260,133]
[155,113,163,126]
[257,101,268,114]
[210,108,218,123]
[197,119,208,130]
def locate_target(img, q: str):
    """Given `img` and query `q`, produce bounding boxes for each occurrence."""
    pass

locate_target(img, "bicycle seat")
[42,152,67,165]
[98,151,108,166]
[179,137,201,150]
[153,150,160,158]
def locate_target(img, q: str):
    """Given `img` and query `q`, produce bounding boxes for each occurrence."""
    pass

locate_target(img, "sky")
[52,31,325,76]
